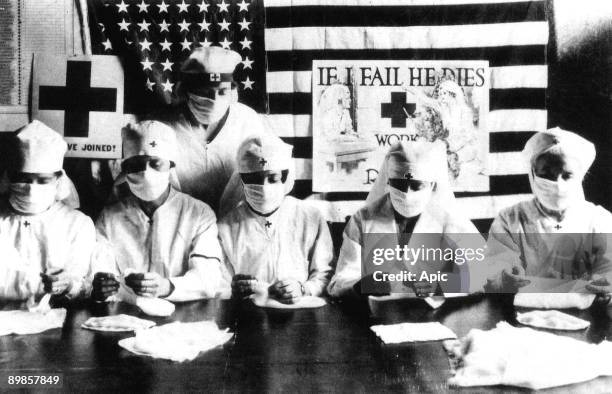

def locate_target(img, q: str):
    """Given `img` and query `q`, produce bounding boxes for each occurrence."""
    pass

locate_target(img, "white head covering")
[15,120,67,173]
[522,127,596,200]
[366,140,456,210]
[122,120,178,162]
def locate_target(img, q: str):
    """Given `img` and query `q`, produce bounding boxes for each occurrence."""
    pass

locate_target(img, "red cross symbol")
[259,158,267,166]
[265,221,272,228]
[24,221,30,227]
[150,141,157,147]
[209,73,221,82]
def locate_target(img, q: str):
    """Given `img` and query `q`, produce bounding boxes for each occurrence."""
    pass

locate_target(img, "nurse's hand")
[269,279,304,304]
[231,274,259,298]
[586,275,612,295]
[501,265,530,293]
[91,272,120,301]
[125,272,172,298]
[41,269,73,296]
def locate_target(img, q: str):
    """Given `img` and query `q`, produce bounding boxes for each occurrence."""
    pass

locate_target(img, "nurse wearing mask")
[93,121,224,302]
[218,135,334,304]
[328,141,483,298]
[163,46,268,216]
[484,128,612,293]
[0,120,95,302]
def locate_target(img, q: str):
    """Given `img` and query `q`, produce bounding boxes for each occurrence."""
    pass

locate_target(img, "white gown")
[218,196,334,297]
[327,193,483,297]
[95,188,225,302]
[484,198,612,289]
[0,200,95,301]
[167,103,266,215]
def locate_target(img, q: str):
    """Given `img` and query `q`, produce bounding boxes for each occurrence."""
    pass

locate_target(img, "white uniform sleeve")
[327,214,363,298]
[166,207,224,302]
[65,215,96,299]
[591,206,612,280]
[303,212,334,297]
[0,238,41,301]
[483,213,521,291]
[93,210,121,276]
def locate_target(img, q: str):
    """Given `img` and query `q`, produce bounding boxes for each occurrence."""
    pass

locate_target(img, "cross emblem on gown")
[38,61,117,138]
[150,141,157,147]
[554,224,562,230]
[24,221,30,227]
[259,158,267,166]
[381,92,416,128]
[265,221,272,228]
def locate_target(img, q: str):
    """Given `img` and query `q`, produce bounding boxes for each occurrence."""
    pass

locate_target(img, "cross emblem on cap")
[209,73,221,82]
[265,221,272,228]
[554,224,562,230]
[403,172,413,180]
[150,141,157,147]
[259,158,267,166]
[24,221,30,227]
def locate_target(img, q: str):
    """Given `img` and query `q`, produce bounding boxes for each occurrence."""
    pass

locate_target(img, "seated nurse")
[327,141,483,298]
[484,127,612,294]
[93,121,224,302]
[218,135,334,304]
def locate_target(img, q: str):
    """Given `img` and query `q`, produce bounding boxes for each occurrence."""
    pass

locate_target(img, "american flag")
[90,0,549,231]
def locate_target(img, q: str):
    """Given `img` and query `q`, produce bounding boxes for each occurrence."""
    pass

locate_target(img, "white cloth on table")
[447,321,612,390]
[0,308,66,336]
[370,322,457,344]
[249,294,326,309]
[517,310,590,331]
[514,278,596,309]
[118,321,233,362]
[95,188,225,302]
[81,314,156,332]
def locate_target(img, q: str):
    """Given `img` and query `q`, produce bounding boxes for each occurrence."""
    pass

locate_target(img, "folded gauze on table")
[118,321,233,362]
[250,295,326,309]
[517,310,590,331]
[446,322,612,390]
[0,308,67,336]
[514,278,595,310]
[82,314,156,332]
[371,322,457,344]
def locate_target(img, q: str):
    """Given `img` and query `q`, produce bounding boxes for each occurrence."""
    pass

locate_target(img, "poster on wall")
[312,60,490,193]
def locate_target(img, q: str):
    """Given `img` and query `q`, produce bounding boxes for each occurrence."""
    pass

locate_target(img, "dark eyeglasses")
[389,178,433,192]
[122,156,174,174]
[240,170,289,185]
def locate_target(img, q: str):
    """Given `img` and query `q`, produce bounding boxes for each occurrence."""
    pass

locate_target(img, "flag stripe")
[266,2,544,28]
[266,65,547,93]
[266,45,547,71]
[267,88,545,114]
[262,110,547,137]
[489,131,536,152]
[265,0,544,7]
[264,22,548,51]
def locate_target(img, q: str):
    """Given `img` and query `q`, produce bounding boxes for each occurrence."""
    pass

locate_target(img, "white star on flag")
[238,0,249,12]
[102,39,112,51]
[118,19,130,31]
[178,19,191,32]
[160,38,172,51]
[180,37,192,51]
[161,58,173,71]
[200,38,212,47]
[198,19,211,31]
[141,57,154,71]
[139,38,152,51]
[242,76,254,90]
[177,0,189,13]
[157,0,169,13]
[116,0,129,13]
[198,2,209,13]
[242,56,254,69]
[137,20,151,32]
[159,19,170,32]
[136,0,149,13]
[238,18,251,31]
[146,78,156,91]
[239,36,252,50]
[162,79,174,92]
[219,19,231,32]
[220,37,232,49]
[218,0,230,13]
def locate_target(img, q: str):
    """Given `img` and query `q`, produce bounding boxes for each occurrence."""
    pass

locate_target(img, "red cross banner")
[31,55,128,159]
[312,60,490,193]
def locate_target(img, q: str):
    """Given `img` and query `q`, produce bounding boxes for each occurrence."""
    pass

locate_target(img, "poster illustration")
[312,60,490,193]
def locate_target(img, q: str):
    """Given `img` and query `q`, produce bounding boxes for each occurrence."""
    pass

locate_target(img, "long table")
[1,295,612,393]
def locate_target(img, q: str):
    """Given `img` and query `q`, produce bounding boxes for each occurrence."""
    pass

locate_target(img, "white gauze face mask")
[389,185,432,218]
[532,172,581,212]
[126,168,170,201]
[9,182,57,214]
[187,92,231,125]
[243,182,285,215]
